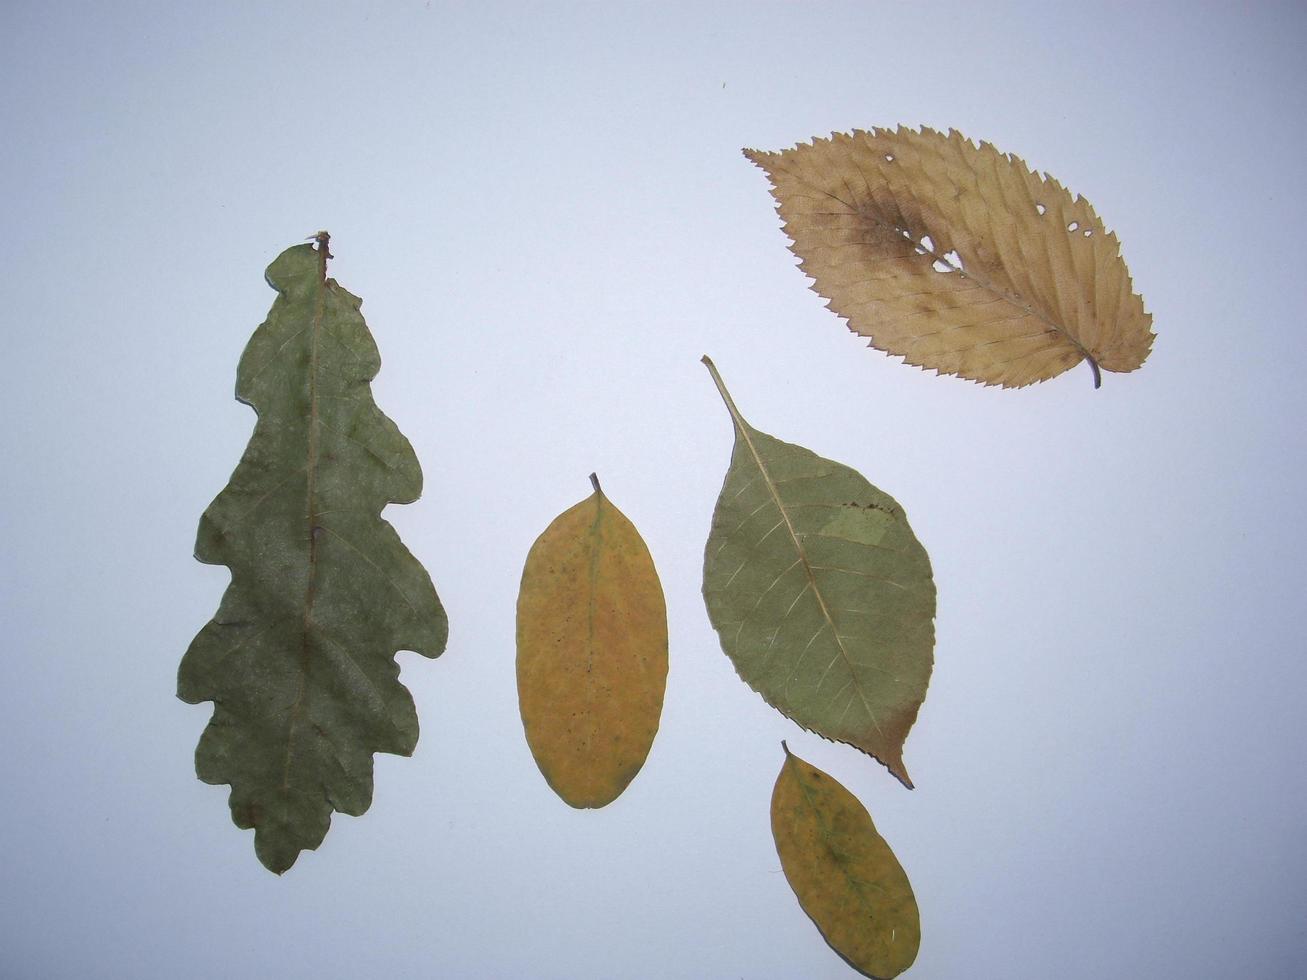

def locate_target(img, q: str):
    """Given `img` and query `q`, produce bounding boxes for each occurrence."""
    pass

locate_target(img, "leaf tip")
[257,847,299,876]
[888,758,915,791]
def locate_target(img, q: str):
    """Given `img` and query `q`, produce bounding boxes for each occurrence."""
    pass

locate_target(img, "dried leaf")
[745,126,1153,388]
[178,237,447,873]
[700,357,934,788]
[772,744,920,979]
[517,474,668,808]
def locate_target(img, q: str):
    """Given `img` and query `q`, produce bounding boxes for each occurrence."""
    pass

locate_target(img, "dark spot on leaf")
[235,803,263,827]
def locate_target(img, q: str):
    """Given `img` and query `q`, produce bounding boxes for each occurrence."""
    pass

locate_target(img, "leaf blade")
[516,477,669,808]
[746,126,1153,388]
[179,239,447,873]
[701,358,934,787]
[772,745,920,979]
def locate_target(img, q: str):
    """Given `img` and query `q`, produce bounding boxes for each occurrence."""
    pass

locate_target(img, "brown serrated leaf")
[745,127,1153,388]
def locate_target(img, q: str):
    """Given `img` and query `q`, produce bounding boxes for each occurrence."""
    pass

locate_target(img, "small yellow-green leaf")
[516,474,668,808]
[772,744,920,978]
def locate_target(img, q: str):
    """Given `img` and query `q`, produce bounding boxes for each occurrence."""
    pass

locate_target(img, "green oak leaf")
[700,357,934,788]
[179,237,447,873]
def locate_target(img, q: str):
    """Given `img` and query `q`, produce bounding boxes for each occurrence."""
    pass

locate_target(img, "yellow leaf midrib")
[584,491,605,721]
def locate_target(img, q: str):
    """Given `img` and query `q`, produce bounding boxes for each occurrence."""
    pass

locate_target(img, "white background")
[3,2,1305,977]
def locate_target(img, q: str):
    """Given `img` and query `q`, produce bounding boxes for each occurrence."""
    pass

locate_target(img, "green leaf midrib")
[280,253,328,793]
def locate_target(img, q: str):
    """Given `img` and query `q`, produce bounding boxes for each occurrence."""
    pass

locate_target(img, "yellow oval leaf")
[516,475,668,808]
[772,744,920,978]
[746,126,1154,388]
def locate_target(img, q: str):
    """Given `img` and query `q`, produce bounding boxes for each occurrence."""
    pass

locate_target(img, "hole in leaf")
[915,234,935,257]
[1036,203,1047,215]
[1067,220,1079,232]
[1083,228,1093,237]
[933,249,963,273]
[884,153,895,162]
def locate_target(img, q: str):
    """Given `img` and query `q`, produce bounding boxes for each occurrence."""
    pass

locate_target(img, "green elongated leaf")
[772,744,920,978]
[178,236,447,873]
[700,357,933,788]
